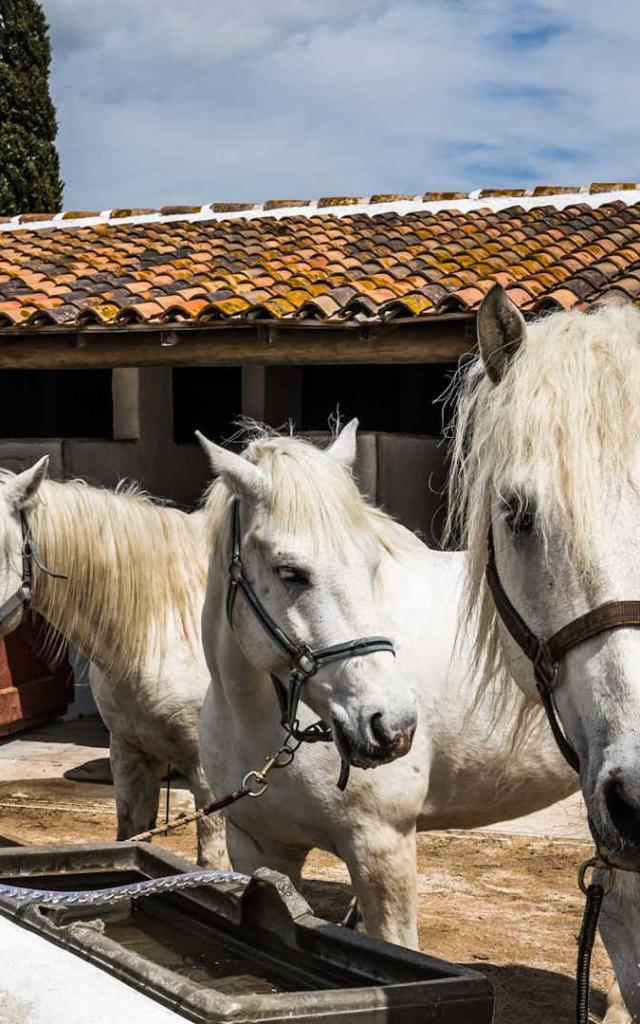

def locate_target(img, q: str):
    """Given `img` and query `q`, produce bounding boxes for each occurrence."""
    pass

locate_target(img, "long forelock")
[446,302,640,712]
[205,426,418,563]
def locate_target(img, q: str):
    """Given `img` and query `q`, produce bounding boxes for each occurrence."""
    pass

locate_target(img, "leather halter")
[0,512,68,631]
[225,498,395,789]
[0,513,34,630]
[486,524,640,773]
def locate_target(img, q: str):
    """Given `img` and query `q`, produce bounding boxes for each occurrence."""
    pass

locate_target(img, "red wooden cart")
[0,619,73,737]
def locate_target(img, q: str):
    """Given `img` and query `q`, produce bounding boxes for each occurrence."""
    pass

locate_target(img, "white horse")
[0,465,225,867]
[195,423,577,949]
[447,284,640,1021]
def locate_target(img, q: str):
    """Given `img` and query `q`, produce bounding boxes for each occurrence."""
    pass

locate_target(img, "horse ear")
[3,456,49,511]
[327,418,359,469]
[196,432,268,503]
[477,284,526,384]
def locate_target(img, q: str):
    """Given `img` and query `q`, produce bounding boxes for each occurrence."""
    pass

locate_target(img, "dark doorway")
[300,364,457,435]
[0,369,113,438]
[172,367,242,443]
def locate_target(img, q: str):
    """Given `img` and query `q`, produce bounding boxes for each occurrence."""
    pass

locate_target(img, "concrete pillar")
[112,368,140,440]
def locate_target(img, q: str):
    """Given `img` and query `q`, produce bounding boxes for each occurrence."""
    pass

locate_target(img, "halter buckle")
[228,560,243,584]
[291,647,316,678]
[533,641,558,692]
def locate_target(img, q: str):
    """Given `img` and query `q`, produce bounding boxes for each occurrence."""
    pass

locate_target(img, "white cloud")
[41,0,640,208]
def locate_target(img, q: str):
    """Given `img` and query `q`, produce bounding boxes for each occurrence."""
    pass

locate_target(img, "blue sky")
[43,0,640,209]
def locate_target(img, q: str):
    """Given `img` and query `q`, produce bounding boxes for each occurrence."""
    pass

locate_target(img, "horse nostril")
[604,775,640,843]
[369,711,388,747]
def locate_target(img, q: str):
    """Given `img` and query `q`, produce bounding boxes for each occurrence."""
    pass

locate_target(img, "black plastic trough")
[0,842,494,1023]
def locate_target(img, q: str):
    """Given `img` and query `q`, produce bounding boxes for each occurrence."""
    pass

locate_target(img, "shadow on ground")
[64,758,187,787]
[0,716,108,751]
[476,962,605,1024]
[302,877,606,1024]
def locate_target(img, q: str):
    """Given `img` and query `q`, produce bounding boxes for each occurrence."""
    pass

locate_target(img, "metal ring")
[242,770,268,797]
[533,644,558,691]
[578,857,616,896]
[274,748,296,768]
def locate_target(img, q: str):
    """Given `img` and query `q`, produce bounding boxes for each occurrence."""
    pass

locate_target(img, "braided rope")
[0,869,250,907]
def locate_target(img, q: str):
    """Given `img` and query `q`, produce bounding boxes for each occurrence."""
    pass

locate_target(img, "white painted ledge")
[0,913,184,1023]
[1,189,638,232]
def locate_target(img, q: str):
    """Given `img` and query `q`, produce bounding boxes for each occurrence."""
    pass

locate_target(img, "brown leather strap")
[486,526,554,679]
[547,601,640,665]
[486,525,640,774]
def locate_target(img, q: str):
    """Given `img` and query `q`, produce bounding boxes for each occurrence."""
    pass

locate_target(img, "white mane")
[205,426,420,560]
[446,302,640,705]
[15,477,206,679]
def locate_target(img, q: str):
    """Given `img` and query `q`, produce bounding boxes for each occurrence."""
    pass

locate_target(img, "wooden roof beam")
[0,317,474,369]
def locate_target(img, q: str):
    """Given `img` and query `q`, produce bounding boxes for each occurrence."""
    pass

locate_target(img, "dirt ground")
[0,774,613,1024]
[0,719,615,1023]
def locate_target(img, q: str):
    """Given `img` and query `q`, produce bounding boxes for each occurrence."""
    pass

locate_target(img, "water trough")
[0,842,494,1022]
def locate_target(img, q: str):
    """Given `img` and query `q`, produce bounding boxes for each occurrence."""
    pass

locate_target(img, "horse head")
[0,457,49,635]
[199,421,417,771]
[450,283,640,873]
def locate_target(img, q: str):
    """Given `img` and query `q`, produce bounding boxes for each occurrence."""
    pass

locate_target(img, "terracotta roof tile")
[317,196,364,208]
[0,186,639,329]
[590,182,639,193]
[608,275,640,299]
[536,287,581,310]
[380,292,435,317]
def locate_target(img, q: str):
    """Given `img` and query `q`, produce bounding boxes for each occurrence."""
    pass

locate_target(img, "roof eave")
[0,315,474,369]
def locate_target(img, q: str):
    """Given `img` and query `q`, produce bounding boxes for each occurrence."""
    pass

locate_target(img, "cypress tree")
[0,0,63,215]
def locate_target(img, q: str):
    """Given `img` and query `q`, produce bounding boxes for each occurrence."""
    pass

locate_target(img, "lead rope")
[576,886,604,1024]
[128,740,299,843]
[165,764,171,828]
[575,858,616,1024]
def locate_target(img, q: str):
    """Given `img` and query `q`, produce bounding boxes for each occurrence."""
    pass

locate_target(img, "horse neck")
[29,481,206,679]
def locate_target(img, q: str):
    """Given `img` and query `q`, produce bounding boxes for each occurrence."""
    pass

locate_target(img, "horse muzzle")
[333,712,416,769]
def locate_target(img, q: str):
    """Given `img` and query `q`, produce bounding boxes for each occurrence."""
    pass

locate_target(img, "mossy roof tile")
[0,187,639,328]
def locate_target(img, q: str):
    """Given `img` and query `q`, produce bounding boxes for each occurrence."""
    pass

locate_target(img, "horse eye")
[503,496,536,536]
[275,565,310,586]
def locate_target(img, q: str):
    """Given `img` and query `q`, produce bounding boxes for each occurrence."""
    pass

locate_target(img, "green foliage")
[0,0,63,215]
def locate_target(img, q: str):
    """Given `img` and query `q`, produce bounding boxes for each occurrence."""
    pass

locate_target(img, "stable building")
[0,182,639,727]
[2,183,639,531]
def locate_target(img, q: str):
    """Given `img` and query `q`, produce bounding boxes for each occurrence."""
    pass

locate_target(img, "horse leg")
[226,819,308,888]
[109,734,164,840]
[187,769,230,869]
[341,825,418,949]
[603,980,633,1023]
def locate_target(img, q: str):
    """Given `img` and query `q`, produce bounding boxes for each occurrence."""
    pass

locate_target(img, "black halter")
[225,498,396,789]
[0,512,68,631]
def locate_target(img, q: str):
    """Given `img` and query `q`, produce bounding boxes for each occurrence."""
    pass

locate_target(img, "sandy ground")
[0,717,614,1023]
